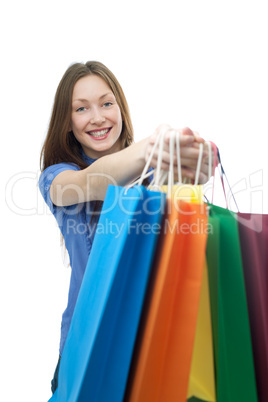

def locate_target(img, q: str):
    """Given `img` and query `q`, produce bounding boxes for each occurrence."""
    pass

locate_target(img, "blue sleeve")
[39,163,80,213]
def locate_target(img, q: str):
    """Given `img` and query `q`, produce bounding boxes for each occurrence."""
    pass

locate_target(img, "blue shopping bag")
[49,184,166,402]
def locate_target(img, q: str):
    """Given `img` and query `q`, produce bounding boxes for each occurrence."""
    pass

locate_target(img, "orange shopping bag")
[126,196,208,402]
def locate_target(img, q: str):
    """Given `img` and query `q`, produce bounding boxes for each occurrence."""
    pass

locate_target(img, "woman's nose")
[90,107,105,125]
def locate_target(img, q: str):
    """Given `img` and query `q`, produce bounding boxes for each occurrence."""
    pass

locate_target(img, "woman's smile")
[87,127,112,140]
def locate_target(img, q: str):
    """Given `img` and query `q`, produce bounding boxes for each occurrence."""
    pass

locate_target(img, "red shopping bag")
[238,213,268,402]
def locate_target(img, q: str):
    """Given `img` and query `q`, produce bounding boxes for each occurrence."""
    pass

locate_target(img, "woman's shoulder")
[39,162,81,204]
[40,162,80,182]
[42,161,80,175]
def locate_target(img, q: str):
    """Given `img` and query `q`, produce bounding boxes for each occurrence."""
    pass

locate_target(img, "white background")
[2,1,268,401]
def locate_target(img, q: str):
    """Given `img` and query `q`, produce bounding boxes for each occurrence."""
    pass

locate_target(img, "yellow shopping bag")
[187,260,216,401]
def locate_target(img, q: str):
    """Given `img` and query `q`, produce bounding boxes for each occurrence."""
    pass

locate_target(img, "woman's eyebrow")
[72,98,88,103]
[73,92,115,103]
[99,92,115,100]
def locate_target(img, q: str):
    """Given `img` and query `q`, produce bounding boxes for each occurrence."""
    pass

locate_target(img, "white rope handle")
[136,125,168,186]
[154,130,166,187]
[127,128,210,193]
[154,130,204,189]
[194,142,204,185]
[176,131,182,184]
[167,132,175,198]
[126,126,167,191]
[153,129,179,189]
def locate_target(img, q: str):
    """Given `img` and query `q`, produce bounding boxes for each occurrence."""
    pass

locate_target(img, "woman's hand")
[145,125,213,184]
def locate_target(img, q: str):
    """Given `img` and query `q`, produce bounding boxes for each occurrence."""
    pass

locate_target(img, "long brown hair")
[40,61,134,171]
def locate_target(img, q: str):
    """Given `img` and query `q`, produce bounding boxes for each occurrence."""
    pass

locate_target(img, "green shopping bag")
[206,204,258,402]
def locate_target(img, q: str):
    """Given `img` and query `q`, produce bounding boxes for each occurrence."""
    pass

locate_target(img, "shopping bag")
[49,184,166,402]
[126,196,208,402]
[206,204,258,402]
[185,140,216,402]
[126,133,210,401]
[237,213,268,402]
[187,259,216,402]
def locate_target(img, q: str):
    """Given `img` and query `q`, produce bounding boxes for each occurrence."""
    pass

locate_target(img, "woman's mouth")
[87,128,111,140]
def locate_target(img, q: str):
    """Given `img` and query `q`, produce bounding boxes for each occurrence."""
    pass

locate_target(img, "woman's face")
[70,75,123,159]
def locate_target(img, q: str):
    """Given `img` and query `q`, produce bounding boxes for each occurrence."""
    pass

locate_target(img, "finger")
[148,124,172,148]
[153,124,171,140]
[180,127,205,144]
[180,146,202,161]
[149,155,171,171]
[180,165,209,184]
[193,130,205,144]
[191,141,209,156]
[180,167,196,180]
[196,172,208,184]
[198,158,214,183]
[180,127,194,137]
[180,157,201,171]
[200,161,209,175]
[164,129,195,147]
[148,147,174,170]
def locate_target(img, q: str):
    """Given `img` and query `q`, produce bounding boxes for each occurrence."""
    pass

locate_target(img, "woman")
[39,61,211,394]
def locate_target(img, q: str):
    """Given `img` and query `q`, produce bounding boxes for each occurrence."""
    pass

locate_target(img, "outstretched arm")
[49,125,210,206]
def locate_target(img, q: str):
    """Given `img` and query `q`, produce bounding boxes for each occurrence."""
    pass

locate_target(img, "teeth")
[90,129,109,138]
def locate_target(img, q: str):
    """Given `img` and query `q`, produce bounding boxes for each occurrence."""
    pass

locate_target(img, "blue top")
[39,151,103,355]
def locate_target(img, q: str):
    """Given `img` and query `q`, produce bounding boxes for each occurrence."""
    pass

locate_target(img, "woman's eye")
[76,106,86,112]
[103,102,113,108]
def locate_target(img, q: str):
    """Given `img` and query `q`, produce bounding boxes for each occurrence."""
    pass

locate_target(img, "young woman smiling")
[39,61,211,394]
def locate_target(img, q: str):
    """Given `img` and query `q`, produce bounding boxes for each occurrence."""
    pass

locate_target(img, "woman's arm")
[50,127,210,207]
[50,137,149,206]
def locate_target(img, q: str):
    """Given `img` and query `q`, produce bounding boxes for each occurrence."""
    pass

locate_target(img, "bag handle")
[207,142,239,212]
[151,130,205,197]
[128,127,213,197]
[134,128,238,211]
[135,126,168,187]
